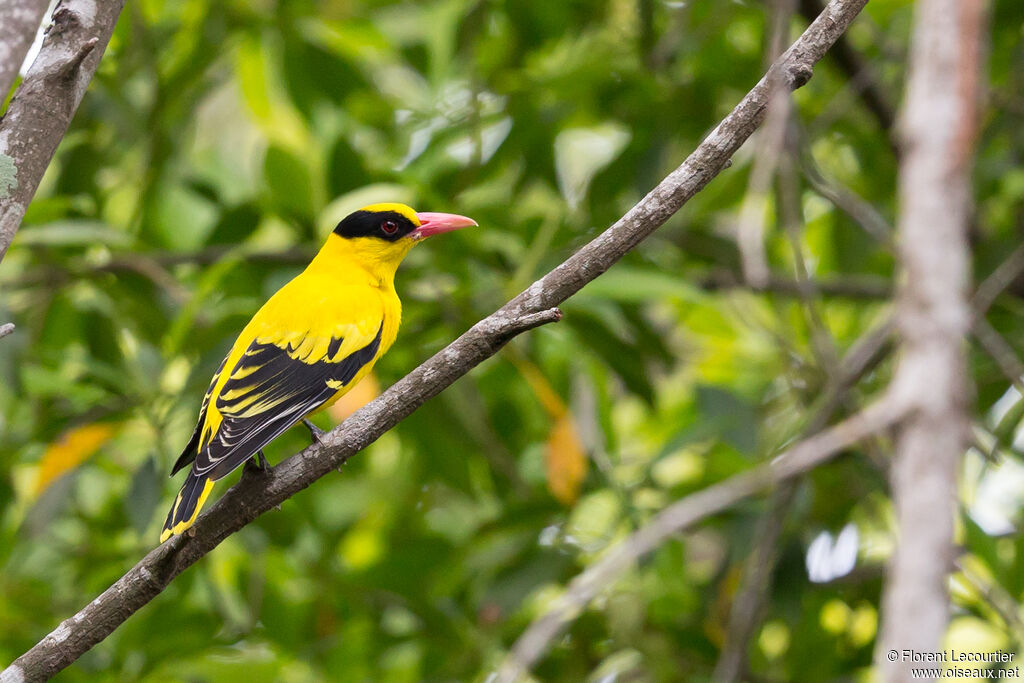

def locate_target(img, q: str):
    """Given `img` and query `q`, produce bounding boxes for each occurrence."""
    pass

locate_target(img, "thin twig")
[779,137,842,376]
[973,241,1024,315]
[736,0,798,288]
[800,143,895,246]
[955,557,1024,647]
[7,255,893,301]
[695,269,891,299]
[712,316,893,682]
[713,483,797,683]
[736,92,792,288]
[496,391,909,683]
[972,318,1024,392]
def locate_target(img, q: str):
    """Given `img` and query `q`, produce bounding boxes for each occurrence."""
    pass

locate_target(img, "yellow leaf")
[328,372,381,423]
[33,423,118,497]
[507,352,587,504]
[509,353,566,419]
[545,414,587,505]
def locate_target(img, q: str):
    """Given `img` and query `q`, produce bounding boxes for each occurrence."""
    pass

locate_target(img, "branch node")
[514,307,563,331]
[55,38,99,81]
[48,6,83,37]
[788,62,815,89]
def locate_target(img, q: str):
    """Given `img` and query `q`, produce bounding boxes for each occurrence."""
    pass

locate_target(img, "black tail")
[160,471,214,541]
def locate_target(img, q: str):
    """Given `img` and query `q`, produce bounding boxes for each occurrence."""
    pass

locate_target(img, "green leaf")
[263,145,315,220]
[554,122,631,209]
[126,457,161,535]
[14,221,132,248]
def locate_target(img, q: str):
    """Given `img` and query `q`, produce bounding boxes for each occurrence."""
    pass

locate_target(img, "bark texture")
[0,0,126,263]
[0,0,49,102]
[875,0,984,680]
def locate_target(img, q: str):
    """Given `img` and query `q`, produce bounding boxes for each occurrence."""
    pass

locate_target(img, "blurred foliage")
[1,0,1024,680]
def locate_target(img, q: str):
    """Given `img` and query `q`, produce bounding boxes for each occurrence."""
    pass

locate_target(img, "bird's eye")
[381,220,399,235]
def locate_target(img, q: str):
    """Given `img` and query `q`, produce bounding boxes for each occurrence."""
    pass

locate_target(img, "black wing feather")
[170,354,229,476]
[193,325,383,481]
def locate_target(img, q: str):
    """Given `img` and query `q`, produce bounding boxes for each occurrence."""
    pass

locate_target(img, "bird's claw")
[303,418,327,445]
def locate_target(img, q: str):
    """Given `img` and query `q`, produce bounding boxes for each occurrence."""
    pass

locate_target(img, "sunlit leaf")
[554,122,631,209]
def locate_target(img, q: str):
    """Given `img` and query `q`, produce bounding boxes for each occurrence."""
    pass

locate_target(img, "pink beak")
[411,212,478,239]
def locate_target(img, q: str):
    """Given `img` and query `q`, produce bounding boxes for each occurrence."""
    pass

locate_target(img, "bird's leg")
[303,418,327,445]
[244,450,270,475]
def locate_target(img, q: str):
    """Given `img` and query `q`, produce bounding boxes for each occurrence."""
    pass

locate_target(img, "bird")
[160,203,477,542]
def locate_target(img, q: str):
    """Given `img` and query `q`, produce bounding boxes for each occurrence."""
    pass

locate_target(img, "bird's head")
[329,203,477,276]
[331,201,479,278]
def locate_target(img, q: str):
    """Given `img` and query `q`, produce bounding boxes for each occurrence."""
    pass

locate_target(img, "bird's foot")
[303,419,327,445]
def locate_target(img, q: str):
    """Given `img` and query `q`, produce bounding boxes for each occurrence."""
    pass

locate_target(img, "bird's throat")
[309,233,413,289]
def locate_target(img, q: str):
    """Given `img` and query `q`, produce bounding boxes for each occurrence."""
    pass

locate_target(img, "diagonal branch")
[0,0,49,103]
[0,0,126,264]
[3,0,869,678]
[712,316,893,682]
[496,389,909,683]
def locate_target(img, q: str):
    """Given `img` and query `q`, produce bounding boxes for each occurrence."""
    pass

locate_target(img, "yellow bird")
[160,203,477,541]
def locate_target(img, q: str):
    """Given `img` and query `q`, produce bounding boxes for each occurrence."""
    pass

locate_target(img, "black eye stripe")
[333,210,416,242]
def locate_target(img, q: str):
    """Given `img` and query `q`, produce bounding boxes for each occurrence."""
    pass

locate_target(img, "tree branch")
[695,269,891,299]
[875,0,983,678]
[6,253,893,300]
[735,0,796,288]
[3,0,869,678]
[712,316,893,681]
[973,240,1024,315]
[799,143,895,246]
[0,0,126,264]
[496,390,909,683]
[0,0,49,103]
[972,318,1024,393]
